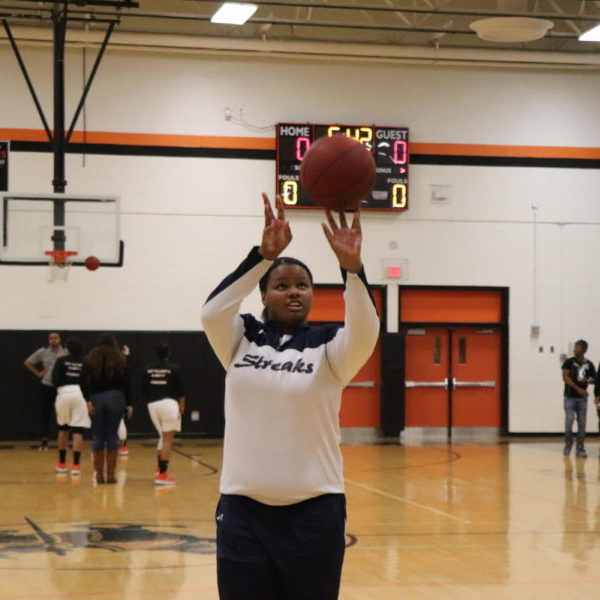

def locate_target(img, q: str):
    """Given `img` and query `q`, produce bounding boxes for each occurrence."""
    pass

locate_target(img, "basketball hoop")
[45,250,78,283]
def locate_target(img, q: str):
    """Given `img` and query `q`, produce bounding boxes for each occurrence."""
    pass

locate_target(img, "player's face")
[48,333,61,348]
[574,343,586,359]
[262,264,313,332]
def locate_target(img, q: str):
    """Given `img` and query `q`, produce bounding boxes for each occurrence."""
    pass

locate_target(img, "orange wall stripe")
[410,142,600,160]
[3,128,600,159]
[0,128,50,142]
[0,128,276,150]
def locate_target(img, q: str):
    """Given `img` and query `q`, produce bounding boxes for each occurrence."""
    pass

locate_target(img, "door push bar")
[405,379,496,389]
[452,378,496,388]
[405,379,449,389]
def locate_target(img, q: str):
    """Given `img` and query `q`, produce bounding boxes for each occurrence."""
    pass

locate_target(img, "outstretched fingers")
[262,192,274,226]
[325,209,339,232]
[351,208,362,234]
[321,222,334,245]
[337,210,348,229]
[275,194,286,221]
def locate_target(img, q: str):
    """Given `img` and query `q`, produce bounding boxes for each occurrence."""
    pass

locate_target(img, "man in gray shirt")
[24,332,64,449]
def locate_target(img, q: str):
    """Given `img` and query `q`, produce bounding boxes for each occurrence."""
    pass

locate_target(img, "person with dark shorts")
[201,193,380,600]
[141,342,186,485]
[24,332,64,450]
[81,333,133,484]
[562,339,596,458]
[52,337,90,476]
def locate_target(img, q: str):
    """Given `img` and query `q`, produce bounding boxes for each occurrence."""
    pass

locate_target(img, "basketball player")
[24,332,64,449]
[52,337,90,475]
[562,339,596,458]
[201,193,380,600]
[141,342,186,485]
[81,333,133,484]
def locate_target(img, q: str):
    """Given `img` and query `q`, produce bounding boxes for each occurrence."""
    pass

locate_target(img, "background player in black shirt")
[52,337,90,475]
[561,339,596,458]
[141,343,186,485]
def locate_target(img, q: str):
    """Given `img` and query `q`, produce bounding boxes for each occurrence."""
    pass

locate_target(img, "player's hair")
[156,342,171,360]
[84,333,126,380]
[65,337,83,356]
[575,339,588,352]
[258,257,314,293]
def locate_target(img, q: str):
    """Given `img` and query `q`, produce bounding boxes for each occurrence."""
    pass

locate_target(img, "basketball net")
[45,250,78,283]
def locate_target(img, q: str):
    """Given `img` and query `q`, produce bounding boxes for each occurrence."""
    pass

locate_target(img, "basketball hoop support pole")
[3,1,137,252]
[52,3,67,250]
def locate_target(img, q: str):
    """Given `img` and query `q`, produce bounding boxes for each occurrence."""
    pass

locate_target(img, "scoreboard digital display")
[0,141,8,192]
[276,123,409,211]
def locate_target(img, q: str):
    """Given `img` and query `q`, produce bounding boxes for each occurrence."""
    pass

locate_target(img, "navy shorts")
[216,493,346,600]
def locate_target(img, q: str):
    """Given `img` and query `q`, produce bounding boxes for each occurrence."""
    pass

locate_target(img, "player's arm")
[562,369,586,397]
[80,362,94,415]
[24,360,44,378]
[124,366,133,418]
[24,349,44,378]
[201,193,290,367]
[322,209,380,384]
[178,396,186,415]
[594,365,600,407]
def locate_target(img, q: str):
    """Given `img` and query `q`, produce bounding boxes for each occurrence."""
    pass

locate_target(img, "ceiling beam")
[2,25,599,69]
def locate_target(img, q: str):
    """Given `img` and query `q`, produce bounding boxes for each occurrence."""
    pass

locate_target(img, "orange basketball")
[300,135,376,210]
[85,255,101,271]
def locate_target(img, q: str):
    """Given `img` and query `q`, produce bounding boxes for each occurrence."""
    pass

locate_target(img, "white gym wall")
[1,44,599,433]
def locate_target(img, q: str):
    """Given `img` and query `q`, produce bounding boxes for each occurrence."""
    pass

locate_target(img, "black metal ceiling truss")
[1,0,137,242]
[1,1,599,38]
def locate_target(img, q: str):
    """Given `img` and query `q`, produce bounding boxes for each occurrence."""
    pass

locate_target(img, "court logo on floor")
[0,519,216,559]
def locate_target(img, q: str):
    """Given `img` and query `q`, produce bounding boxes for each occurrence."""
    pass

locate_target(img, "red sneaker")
[55,462,68,473]
[71,464,81,476]
[119,445,129,456]
[154,472,176,486]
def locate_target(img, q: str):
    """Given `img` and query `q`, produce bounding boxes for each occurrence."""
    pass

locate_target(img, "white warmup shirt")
[201,247,380,506]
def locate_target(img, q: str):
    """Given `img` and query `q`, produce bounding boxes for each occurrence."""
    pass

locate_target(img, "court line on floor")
[345,447,462,475]
[173,448,219,475]
[344,479,472,523]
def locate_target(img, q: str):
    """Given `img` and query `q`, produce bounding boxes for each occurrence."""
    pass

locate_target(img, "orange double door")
[404,326,502,435]
[310,286,383,429]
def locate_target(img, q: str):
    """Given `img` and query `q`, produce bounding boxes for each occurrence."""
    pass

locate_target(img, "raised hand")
[259,193,292,260]
[321,209,363,273]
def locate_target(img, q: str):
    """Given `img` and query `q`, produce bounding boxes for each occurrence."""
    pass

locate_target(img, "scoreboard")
[276,123,409,211]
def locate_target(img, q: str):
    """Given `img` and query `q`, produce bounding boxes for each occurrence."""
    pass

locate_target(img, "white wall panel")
[1,44,599,432]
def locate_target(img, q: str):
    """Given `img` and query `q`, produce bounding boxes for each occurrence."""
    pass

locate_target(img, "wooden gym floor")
[1,438,599,600]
